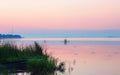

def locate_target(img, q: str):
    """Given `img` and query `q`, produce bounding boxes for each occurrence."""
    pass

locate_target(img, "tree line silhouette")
[0,34,22,38]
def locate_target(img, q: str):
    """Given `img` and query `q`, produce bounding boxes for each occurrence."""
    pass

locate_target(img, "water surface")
[1,38,120,75]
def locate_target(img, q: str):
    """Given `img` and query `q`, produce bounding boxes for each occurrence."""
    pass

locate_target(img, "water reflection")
[0,60,65,75]
[0,60,77,75]
[0,66,65,75]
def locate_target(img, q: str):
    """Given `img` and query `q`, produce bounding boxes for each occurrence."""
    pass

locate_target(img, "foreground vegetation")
[0,42,65,75]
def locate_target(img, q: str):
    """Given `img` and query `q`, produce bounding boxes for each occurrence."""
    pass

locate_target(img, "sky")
[0,0,120,37]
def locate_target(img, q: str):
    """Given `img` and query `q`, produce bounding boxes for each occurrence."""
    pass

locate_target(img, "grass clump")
[0,42,47,63]
[0,42,65,74]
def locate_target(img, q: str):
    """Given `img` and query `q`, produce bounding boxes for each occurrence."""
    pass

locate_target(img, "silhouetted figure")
[64,39,68,45]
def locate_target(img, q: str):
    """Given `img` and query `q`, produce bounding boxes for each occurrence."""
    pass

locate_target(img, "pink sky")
[0,0,120,33]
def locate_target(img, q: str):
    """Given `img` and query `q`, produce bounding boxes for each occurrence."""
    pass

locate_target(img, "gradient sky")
[0,0,120,37]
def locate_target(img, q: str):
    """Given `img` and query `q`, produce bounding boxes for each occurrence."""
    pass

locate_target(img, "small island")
[0,34,22,39]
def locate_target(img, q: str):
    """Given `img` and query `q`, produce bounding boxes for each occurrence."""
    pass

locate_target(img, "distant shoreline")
[0,34,22,39]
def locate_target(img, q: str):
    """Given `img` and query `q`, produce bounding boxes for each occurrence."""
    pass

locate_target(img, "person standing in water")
[64,39,68,45]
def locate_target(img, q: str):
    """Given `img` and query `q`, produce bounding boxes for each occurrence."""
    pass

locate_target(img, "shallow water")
[1,38,120,75]
[48,44,120,75]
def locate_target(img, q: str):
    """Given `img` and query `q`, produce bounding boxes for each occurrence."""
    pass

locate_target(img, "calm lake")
[1,38,120,75]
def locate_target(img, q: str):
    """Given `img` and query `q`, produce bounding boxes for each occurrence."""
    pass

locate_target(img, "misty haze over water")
[18,30,120,38]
